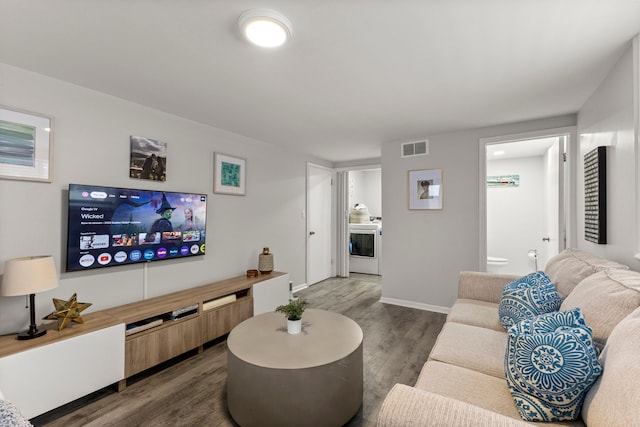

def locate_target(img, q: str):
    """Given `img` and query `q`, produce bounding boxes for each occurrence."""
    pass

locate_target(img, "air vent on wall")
[401,140,429,158]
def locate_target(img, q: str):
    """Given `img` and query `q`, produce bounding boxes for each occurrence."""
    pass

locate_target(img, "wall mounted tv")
[66,184,207,272]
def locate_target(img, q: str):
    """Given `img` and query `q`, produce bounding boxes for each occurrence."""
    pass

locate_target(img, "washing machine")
[349,222,381,275]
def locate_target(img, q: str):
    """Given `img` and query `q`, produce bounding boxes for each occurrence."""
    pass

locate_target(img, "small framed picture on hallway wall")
[408,168,443,210]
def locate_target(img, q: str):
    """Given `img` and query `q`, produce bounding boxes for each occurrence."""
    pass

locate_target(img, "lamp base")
[16,328,47,340]
[16,293,48,340]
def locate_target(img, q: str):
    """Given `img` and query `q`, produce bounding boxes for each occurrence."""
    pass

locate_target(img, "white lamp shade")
[1,256,59,296]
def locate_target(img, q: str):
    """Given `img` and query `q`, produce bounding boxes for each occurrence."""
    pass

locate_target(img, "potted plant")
[275,298,308,334]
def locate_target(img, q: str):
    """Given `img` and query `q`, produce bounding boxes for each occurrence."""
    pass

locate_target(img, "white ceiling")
[486,137,559,160]
[1,1,639,163]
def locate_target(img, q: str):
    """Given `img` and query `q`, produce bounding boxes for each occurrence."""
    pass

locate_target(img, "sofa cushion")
[447,299,502,331]
[415,361,585,426]
[581,306,640,426]
[498,271,562,330]
[428,322,506,378]
[505,309,602,422]
[378,384,539,427]
[458,271,520,304]
[560,269,640,351]
[415,361,527,422]
[544,248,629,298]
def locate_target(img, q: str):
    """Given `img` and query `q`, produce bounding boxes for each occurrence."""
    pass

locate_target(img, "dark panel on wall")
[584,146,606,244]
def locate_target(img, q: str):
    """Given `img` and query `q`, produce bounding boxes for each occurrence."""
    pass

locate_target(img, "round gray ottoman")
[227,308,363,427]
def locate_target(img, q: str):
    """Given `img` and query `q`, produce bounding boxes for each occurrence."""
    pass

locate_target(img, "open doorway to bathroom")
[479,128,574,275]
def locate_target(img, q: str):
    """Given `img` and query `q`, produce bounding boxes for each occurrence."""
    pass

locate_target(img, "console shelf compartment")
[0,312,124,420]
[102,271,287,389]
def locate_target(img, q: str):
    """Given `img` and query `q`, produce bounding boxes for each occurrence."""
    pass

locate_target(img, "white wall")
[379,38,638,313]
[577,40,639,269]
[380,115,577,311]
[348,169,382,219]
[486,156,545,275]
[0,63,315,335]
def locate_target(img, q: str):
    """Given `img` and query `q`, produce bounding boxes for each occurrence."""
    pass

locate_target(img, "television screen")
[66,184,207,272]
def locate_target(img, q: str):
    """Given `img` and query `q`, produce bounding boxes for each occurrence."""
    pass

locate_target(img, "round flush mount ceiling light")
[238,9,293,48]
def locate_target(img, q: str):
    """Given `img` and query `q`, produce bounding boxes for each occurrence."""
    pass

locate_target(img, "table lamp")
[1,256,59,340]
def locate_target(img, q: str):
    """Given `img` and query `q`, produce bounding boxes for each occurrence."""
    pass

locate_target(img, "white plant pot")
[287,319,302,334]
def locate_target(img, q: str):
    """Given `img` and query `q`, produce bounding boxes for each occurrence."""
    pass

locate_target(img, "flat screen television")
[66,184,207,272]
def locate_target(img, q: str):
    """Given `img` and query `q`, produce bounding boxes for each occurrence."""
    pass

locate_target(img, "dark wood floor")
[32,274,446,427]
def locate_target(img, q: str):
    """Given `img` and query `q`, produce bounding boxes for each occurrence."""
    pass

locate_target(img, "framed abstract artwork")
[584,146,606,244]
[408,168,443,210]
[214,153,246,195]
[0,105,53,182]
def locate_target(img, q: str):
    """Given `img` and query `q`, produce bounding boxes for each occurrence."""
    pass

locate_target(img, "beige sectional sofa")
[377,249,640,426]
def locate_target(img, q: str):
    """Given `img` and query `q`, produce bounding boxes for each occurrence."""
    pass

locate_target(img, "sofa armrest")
[377,384,530,427]
[458,271,519,304]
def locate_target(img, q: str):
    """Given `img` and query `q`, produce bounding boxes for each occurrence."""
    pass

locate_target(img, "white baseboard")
[379,297,450,315]
[292,283,309,293]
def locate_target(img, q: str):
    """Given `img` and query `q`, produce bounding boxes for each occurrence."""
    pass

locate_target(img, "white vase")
[287,319,302,334]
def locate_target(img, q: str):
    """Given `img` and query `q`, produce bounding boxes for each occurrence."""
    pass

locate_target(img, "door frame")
[335,163,382,278]
[478,126,576,271]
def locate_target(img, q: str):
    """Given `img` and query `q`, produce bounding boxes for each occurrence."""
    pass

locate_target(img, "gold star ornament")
[44,293,92,331]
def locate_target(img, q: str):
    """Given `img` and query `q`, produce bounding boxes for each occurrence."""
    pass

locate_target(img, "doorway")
[306,164,382,285]
[346,167,382,276]
[479,128,574,274]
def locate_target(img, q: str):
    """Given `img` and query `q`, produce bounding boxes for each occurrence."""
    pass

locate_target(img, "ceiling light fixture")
[238,9,293,48]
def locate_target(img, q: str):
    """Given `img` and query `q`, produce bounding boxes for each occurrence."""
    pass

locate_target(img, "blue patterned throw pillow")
[509,307,591,337]
[505,308,602,422]
[0,399,32,426]
[498,271,562,330]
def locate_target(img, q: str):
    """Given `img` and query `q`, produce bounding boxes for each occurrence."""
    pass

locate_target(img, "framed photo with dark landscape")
[214,152,246,195]
[0,105,53,182]
[130,135,167,181]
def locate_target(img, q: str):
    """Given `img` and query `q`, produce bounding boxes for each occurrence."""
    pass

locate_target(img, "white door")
[307,164,333,285]
[541,137,565,267]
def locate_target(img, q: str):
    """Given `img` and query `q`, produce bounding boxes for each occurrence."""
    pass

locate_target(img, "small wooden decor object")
[258,247,274,274]
[584,146,606,244]
[43,293,92,331]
